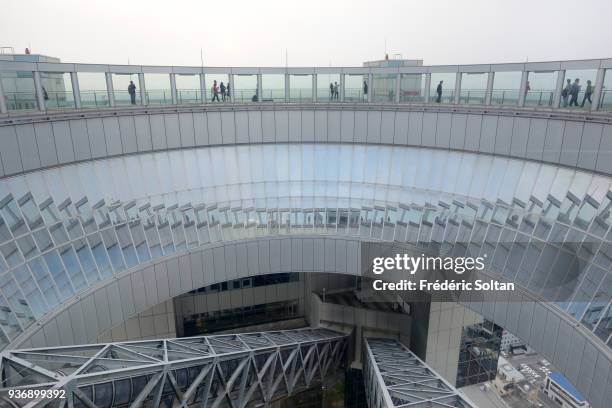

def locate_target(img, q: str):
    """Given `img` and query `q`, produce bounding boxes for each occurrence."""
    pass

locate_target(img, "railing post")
[199,73,206,103]
[70,71,82,109]
[228,73,234,103]
[0,74,8,113]
[394,73,401,103]
[312,74,317,103]
[591,68,605,111]
[33,70,46,111]
[367,73,372,103]
[485,71,494,105]
[341,73,346,102]
[284,73,290,102]
[257,73,263,102]
[170,73,178,105]
[424,73,431,103]
[138,72,146,105]
[552,69,565,108]
[454,72,462,104]
[105,72,115,107]
[518,70,529,107]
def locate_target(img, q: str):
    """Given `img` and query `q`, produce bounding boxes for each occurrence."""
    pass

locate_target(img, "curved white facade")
[1,144,611,348]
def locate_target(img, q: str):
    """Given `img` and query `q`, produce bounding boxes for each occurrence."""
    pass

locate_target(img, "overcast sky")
[2,0,611,67]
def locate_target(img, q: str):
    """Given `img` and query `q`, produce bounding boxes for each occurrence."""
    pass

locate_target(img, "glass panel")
[43,250,74,299]
[41,72,74,110]
[144,73,171,105]
[0,71,37,111]
[459,72,487,104]
[431,72,455,103]
[233,74,257,103]
[77,72,109,108]
[600,69,612,110]
[0,291,22,339]
[87,232,113,279]
[344,74,364,102]
[112,73,140,106]
[491,71,521,105]
[289,74,312,102]
[317,73,340,101]
[525,71,557,107]
[563,69,597,109]
[28,257,60,307]
[399,73,425,103]
[372,73,396,102]
[261,74,284,102]
[58,244,87,291]
[175,74,201,104]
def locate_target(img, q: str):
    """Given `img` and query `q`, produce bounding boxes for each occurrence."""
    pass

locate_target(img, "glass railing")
[289,89,313,103]
[430,89,455,104]
[177,89,201,104]
[600,89,612,109]
[3,79,611,112]
[490,89,520,105]
[525,90,554,107]
[230,89,256,103]
[261,89,285,102]
[345,88,365,102]
[43,91,75,109]
[400,91,425,103]
[3,92,38,111]
[80,90,109,108]
[146,89,172,105]
[316,88,343,101]
[113,90,140,106]
[372,89,396,103]
[459,90,486,105]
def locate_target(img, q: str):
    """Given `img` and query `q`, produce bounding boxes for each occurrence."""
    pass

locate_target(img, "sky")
[1,0,611,68]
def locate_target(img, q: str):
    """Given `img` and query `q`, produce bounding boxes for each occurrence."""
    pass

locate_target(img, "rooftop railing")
[0,58,611,114]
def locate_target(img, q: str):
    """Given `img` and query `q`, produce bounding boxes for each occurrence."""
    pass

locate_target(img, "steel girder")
[0,328,348,408]
[363,338,475,408]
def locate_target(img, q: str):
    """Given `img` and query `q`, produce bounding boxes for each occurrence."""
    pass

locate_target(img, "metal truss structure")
[0,328,348,408]
[363,338,475,408]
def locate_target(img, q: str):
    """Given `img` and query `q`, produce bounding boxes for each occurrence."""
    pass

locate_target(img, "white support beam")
[257,73,263,102]
[199,73,206,103]
[454,72,462,104]
[394,73,401,103]
[105,72,115,107]
[485,72,495,105]
[228,73,234,103]
[138,73,146,105]
[33,70,46,111]
[341,74,346,102]
[0,75,8,113]
[518,70,529,107]
[424,73,431,103]
[367,73,373,103]
[170,73,178,105]
[70,72,82,109]
[312,74,317,102]
[284,73,289,103]
[552,70,566,108]
[591,68,606,111]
